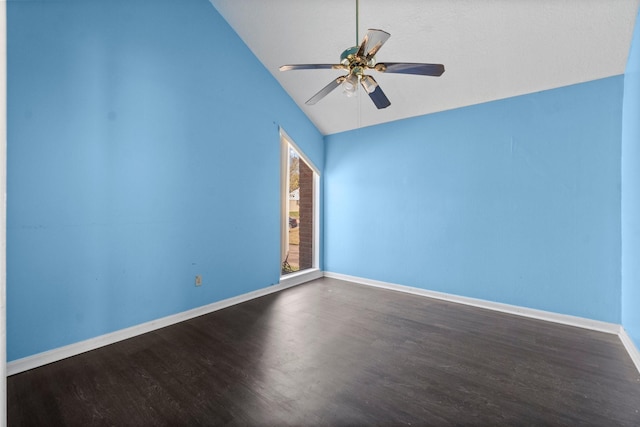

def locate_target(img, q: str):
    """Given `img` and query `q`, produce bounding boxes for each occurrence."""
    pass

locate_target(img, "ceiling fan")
[279,27,445,109]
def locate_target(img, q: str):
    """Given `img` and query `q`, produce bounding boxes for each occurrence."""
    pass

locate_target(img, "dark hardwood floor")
[8,277,640,426]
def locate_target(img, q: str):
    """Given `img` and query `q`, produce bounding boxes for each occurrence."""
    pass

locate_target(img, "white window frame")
[279,128,321,285]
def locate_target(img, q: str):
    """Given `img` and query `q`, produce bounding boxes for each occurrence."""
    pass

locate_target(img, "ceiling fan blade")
[368,86,391,109]
[305,76,347,105]
[356,29,391,59]
[361,75,390,109]
[279,64,346,71]
[375,62,445,76]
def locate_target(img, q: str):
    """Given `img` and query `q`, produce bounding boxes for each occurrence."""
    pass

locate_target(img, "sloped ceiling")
[209,0,639,135]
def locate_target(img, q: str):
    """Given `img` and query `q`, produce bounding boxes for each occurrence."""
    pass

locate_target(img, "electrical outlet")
[195,275,202,287]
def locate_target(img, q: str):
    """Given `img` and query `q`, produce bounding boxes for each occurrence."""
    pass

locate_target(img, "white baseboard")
[323,272,621,335]
[10,269,639,377]
[619,327,640,373]
[7,270,321,376]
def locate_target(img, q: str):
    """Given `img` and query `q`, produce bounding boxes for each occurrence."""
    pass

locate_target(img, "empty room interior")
[2,0,640,425]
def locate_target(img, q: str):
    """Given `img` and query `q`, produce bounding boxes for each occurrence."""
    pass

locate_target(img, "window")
[280,129,319,276]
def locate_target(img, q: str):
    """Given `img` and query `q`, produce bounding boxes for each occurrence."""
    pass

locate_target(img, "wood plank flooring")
[8,277,640,426]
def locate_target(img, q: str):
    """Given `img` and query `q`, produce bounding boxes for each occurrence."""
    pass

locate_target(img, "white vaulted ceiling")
[209,0,639,135]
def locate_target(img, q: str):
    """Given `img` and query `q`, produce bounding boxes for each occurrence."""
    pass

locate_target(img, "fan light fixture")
[360,75,378,94]
[342,74,359,97]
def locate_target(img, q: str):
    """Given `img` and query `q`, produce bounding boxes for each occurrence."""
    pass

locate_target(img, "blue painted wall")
[622,9,640,348]
[325,77,623,323]
[7,0,323,361]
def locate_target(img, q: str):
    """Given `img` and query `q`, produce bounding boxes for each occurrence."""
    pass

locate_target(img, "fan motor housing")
[340,46,375,73]
[340,46,359,63]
